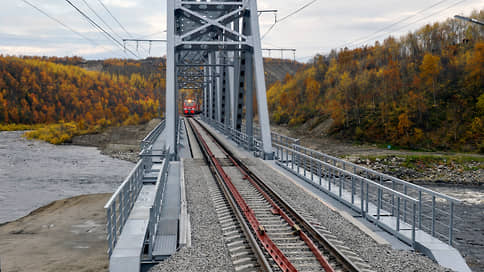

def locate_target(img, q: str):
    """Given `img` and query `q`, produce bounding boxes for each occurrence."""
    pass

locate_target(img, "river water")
[422,184,484,271]
[0,131,134,224]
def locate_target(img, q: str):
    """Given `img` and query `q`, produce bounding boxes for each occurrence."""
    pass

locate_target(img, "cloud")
[103,0,138,9]
[0,0,482,60]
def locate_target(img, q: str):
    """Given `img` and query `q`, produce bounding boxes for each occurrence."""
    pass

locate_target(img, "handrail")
[148,158,169,257]
[292,144,461,203]
[275,143,418,203]
[105,160,144,209]
[141,119,166,150]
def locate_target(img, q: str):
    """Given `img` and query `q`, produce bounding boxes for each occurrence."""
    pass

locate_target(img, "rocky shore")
[271,124,483,186]
[347,155,483,186]
[71,118,161,163]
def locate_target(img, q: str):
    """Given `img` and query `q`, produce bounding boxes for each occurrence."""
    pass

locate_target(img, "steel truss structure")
[165,0,273,159]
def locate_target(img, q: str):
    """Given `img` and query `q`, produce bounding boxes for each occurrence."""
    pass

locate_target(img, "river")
[0,131,134,224]
[422,184,484,271]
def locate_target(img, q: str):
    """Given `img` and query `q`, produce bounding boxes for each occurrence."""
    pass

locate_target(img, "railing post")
[112,203,117,243]
[318,161,322,186]
[432,195,436,237]
[339,172,343,197]
[391,180,396,216]
[118,193,123,232]
[328,168,332,191]
[449,201,454,246]
[412,202,416,246]
[310,157,313,181]
[397,197,401,231]
[360,178,364,216]
[351,175,355,204]
[377,188,381,221]
[403,185,407,222]
[418,191,422,230]
[365,182,369,213]
[106,206,112,256]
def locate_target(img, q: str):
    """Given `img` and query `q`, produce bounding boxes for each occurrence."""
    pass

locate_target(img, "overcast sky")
[0,0,482,61]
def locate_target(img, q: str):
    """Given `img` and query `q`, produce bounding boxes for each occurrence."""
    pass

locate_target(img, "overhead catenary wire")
[340,0,453,48]
[20,0,99,46]
[80,0,124,41]
[63,0,139,58]
[96,0,133,38]
[351,0,471,48]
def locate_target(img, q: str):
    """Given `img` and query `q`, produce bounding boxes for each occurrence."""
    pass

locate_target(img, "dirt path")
[0,194,110,272]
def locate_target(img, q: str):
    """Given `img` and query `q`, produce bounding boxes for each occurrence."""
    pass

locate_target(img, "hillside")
[267,10,484,153]
[0,55,300,143]
[0,56,164,143]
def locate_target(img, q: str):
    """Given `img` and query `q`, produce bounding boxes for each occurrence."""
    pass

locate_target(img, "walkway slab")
[109,184,156,272]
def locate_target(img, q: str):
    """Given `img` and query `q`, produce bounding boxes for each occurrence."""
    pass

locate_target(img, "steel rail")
[192,118,362,272]
[188,118,273,272]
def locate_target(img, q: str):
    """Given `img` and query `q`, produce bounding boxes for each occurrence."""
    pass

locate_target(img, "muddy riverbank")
[0,131,134,224]
[71,118,161,162]
[0,194,110,272]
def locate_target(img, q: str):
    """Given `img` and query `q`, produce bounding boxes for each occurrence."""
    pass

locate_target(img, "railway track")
[187,117,371,272]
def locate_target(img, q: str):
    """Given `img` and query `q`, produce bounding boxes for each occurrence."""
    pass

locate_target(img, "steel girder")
[165,0,273,159]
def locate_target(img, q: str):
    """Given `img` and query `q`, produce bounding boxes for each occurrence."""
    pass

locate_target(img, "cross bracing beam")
[165,0,273,159]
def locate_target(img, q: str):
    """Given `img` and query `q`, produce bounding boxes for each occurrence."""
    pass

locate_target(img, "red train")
[183,99,200,116]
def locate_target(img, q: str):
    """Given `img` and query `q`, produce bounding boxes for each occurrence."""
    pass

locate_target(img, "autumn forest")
[268,10,484,152]
[0,11,482,152]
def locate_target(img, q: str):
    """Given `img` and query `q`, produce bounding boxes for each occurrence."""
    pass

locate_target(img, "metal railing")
[104,159,146,257]
[275,143,420,245]
[140,119,166,151]
[244,122,300,147]
[278,144,461,246]
[147,158,170,257]
[205,117,298,156]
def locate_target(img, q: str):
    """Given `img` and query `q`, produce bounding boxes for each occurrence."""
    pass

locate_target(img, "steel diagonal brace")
[179,6,247,42]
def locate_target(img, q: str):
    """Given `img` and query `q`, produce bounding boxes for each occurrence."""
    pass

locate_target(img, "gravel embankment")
[245,158,451,272]
[149,160,234,272]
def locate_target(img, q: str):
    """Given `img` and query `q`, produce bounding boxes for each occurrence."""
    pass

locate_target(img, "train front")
[183,99,197,116]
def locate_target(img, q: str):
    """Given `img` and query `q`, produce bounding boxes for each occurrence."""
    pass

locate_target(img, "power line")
[63,0,139,58]
[20,0,98,46]
[340,0,453,48]
[80,0,123,40]
[95,0,133,38]
[353,0,471,48]
[278,0,318,23]
[262,0,319,40]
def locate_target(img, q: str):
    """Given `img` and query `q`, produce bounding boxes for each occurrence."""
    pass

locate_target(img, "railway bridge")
[104,1,471,271]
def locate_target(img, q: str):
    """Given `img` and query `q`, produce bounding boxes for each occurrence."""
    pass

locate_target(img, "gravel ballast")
[199,119,452,271]
[149,159,234,272]
[245,157,451,272]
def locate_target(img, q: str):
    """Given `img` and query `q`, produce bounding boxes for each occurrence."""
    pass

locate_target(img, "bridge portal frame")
[165,0,273,159]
